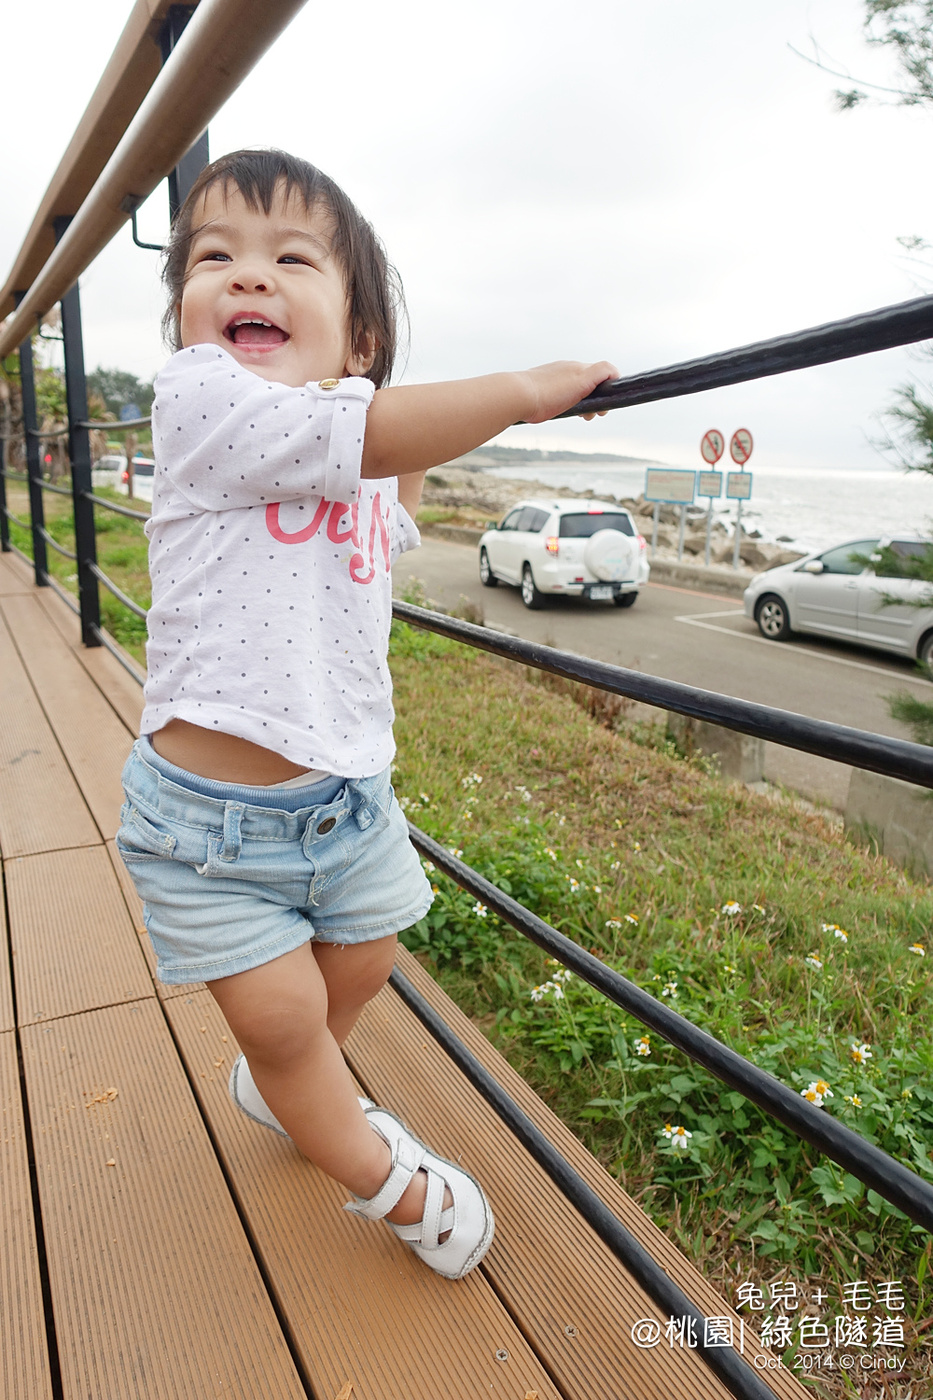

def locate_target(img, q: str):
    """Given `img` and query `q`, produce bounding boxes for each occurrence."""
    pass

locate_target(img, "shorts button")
[317,817,336,834]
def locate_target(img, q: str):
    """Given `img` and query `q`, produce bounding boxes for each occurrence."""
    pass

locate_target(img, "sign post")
[697,471,723,566]
[698,430,725,568]
[644,468,696,560]
[728,428,753,570]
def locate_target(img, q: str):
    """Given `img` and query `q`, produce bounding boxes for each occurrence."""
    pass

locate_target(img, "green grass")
[6,482,150,662]
[388,607,933,1390]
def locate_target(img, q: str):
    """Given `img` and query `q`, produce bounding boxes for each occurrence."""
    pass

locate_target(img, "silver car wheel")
[756,594,791,641]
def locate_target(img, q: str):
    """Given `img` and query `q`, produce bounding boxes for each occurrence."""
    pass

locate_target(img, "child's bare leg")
[312,934,398,1046]
[209,941,439,1225]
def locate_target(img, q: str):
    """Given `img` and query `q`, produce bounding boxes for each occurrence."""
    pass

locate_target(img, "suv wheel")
[521,564,545,610]
[613,591,637,608]
[479,547,498,587]
[756,593,793,641]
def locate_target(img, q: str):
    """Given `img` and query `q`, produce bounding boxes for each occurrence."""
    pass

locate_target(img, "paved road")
[392,537,930,811]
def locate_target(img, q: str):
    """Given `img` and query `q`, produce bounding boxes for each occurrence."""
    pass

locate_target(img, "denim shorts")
[116,739,433,984]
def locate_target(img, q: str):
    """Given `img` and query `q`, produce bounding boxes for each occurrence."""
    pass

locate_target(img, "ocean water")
[485,460,931,555]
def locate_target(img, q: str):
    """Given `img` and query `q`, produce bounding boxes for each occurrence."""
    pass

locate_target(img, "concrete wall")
[666,714,765,784]
[845,768,933,880]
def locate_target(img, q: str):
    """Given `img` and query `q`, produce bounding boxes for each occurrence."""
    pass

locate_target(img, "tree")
[86,367,154,420]
[795,1,933,109]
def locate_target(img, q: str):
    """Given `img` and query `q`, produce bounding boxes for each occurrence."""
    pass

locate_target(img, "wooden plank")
[0,870,14,1034]
[36,587,144,738]
[21,1000,307,1400]
[0,0,186,323]
[0,1031,54,1400]
[0,606,99,858]
[345,948,810,1400]
[0,550,35,595]
[165,990,565,1400]
[7,846,154,1025]
[2,593,131,840]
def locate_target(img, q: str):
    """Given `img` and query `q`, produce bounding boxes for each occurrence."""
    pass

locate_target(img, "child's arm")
[396,470,427,520]
[360,361,617,480]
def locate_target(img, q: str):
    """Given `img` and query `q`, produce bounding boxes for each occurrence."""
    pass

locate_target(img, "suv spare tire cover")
[584,529,638,582]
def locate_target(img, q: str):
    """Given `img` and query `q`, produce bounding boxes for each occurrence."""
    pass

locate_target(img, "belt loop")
[348,778,375,830]
[222,802,245,860]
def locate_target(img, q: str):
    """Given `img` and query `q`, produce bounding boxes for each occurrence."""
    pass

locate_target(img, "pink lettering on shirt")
[265,493,392,585]
[265,497,330,544]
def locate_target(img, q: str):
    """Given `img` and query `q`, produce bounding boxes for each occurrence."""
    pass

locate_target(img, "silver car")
[743,535,933,669]
[479,497,650,609]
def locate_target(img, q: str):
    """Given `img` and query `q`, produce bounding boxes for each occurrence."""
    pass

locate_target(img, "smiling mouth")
[225,314,289,348]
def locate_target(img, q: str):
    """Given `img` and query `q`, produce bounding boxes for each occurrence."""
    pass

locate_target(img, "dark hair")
[161,148,404,387]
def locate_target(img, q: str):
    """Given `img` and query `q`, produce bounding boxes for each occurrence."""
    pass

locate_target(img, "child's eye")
[200,251,232,263]
[277,254,310,266]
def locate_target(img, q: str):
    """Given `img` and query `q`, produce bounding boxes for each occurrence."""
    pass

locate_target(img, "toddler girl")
[117,147,616,1280]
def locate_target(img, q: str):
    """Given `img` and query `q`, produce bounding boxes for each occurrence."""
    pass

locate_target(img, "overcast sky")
[3,0,932,473]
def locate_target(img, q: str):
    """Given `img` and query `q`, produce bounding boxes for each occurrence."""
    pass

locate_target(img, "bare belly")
[150,720,313,785]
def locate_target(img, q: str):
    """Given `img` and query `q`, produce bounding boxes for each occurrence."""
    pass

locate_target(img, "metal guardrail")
[566,294,933,417]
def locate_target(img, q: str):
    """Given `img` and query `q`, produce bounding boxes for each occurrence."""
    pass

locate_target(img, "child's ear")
[344,330,378,376]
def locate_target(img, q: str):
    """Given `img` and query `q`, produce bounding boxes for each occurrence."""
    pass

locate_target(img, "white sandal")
[345,1106,494,1280]
[228,1053,373,1136]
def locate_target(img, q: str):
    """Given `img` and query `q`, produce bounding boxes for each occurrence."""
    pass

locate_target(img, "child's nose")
[229,265,275,294]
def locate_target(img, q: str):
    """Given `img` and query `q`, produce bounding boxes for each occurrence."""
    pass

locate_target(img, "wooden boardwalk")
[0,548,809,1400]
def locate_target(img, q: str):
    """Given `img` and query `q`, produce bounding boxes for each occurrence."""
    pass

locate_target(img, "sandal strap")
[419,1165,447,1250]
[344,1133,424,1222]
[389,1205,455,1248]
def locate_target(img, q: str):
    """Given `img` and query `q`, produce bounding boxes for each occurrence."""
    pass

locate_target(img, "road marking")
[675,612,932,687]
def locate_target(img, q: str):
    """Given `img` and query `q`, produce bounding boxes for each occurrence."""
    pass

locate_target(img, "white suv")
[479,498,649,609]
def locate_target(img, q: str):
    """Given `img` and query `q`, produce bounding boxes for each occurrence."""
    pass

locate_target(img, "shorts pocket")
[116,806,178,863]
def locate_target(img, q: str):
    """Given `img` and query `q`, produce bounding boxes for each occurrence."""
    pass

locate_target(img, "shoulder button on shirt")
[318,379,339,391]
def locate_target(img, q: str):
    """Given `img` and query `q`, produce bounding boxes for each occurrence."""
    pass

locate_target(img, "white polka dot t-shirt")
[140,344,420,777]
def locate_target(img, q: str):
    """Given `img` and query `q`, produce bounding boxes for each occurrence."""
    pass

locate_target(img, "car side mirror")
[486,520,499,531]
[802,560,824,575]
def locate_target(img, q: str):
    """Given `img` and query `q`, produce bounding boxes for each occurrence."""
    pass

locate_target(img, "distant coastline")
[452,445,667,469]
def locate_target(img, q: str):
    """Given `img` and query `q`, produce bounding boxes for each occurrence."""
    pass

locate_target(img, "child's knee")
[315,935,396,1009]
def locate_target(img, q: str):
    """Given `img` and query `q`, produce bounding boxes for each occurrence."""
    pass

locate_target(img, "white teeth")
[231,316,274,328]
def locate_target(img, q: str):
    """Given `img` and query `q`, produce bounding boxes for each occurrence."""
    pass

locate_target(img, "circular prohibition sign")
[700,429,725,464]
[730,428,753,465]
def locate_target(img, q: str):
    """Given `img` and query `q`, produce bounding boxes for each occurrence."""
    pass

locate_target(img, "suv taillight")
[122,471,129,482]
[638,534,646,551]
[545,536,559,555]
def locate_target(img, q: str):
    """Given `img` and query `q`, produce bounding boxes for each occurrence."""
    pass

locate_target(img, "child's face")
[178,182,372,386]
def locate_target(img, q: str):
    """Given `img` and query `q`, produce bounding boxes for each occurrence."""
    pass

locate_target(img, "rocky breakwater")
[419,466,805,581]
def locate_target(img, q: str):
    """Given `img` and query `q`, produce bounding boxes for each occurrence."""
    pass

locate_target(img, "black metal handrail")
[77,415,151,432]
[87,562,148,619]
[564,293,933,416]
[392,600,933,789]
[38,527,77,561]
[83,490,150,522]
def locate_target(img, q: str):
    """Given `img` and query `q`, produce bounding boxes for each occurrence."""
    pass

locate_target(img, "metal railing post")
[0,430,9,552]
[160,6,210,218]
[56,217,101,646]
[16,294,48,587]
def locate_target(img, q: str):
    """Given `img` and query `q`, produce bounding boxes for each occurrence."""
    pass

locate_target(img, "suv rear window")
[559,512,634,539]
